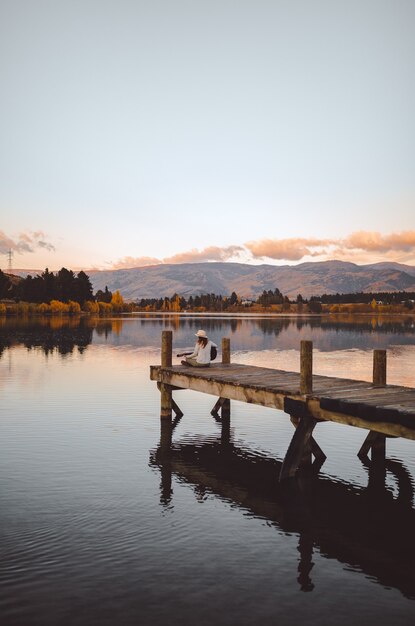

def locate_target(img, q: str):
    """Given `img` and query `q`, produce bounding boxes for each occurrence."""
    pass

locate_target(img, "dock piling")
[222,337,231,364]
[162,330,172,367]
[300,341,313,394]
[373,350,387,387]
[160,330,173,419]
[210,338,231,418]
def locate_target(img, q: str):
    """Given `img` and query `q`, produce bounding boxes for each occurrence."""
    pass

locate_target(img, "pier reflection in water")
[151,416,415,599]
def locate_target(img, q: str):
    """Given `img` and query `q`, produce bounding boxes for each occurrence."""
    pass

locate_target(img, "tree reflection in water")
[0,317,115,357]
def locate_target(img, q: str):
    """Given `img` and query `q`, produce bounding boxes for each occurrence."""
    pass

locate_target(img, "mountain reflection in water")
[151,417,415,599]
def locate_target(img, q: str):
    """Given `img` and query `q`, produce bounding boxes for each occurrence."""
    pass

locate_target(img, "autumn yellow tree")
[84,300,99,314]
[111,290,125,312]
[171,294,181,312]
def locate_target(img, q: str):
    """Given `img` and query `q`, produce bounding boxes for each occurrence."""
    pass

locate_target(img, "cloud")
[37,240,56,251]
[245,231,415,263]
[245,237,332,261]
[111,245,245,269]
[0,230,55,255]
[111,256,163,269]
[342,230,415,253]
[165,245,245,264]
[0,230,21,254]
[110,230,415,270]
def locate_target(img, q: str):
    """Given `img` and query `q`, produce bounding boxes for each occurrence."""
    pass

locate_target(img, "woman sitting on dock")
[180,330,217,367]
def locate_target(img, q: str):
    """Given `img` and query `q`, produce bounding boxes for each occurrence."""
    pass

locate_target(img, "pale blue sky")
[1,0,414,270]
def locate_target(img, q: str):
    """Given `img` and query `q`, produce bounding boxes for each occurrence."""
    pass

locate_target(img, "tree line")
[137,289,295,311]
[2,266,414,313]
[0,268,114,306]
[315,291,415,306]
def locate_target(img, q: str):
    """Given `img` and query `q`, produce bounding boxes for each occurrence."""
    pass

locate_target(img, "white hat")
[195,329,208,338]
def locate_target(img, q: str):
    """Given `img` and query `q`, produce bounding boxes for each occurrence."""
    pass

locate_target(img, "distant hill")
[364,262,415,277]
[86,260,415,300]
[5,269,42,278]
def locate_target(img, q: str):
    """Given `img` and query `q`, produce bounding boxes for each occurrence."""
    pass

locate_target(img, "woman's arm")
[187,343,199,359]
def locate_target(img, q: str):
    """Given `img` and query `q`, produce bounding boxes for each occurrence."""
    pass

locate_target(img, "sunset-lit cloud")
[111,256,162,269]
[0,230,55,256]
[111,245,245,268]
[244,231,415,264]
[106,230,415,270]
[165,245,245,264]
[245,237,332,261]
[342,230,415,253]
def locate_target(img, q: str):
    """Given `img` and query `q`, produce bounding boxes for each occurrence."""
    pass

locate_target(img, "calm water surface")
[1,314,415,625]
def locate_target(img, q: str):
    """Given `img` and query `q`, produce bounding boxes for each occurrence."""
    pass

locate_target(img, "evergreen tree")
[0,269,11,299]
[75,271,94,304]
[57,268,75,302]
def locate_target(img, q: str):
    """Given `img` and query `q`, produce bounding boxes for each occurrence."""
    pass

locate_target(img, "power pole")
[7,249,13,273]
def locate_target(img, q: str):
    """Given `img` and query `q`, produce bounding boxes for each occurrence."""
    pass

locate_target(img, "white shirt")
[189,340,217,364]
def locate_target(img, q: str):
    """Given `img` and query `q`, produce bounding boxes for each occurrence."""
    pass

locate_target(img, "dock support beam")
[358,431,386,464]
[280,417,318,481]
[284,398,326,473]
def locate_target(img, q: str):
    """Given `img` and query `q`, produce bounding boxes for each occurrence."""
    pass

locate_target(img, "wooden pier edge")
[151,335,415,482]
[151,365,415,441]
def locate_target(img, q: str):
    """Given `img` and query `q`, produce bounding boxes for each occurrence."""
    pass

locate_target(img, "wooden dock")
[150,331,415,481]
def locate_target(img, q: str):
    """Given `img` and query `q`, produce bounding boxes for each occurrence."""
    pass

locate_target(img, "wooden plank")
[321,388,394,400]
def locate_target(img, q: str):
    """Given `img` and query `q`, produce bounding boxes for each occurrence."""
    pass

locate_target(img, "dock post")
[373,349,387,387]
[357,350,387,469]
[160,330,173,419]
[211,338,231,417]
[300,341,313,394]
[222,337,231,364]
[159,418,173,504]
[221,338,231,417]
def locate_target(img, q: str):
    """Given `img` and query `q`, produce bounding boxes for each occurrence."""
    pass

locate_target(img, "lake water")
[1,314,415,625]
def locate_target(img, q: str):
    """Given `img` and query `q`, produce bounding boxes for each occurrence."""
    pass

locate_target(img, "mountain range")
[10,260,415,300]
[87,261,415,300]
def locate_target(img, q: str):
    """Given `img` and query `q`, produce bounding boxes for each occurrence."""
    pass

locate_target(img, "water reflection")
[0,317,117,357]
[115,313,415,353]
[151,418,415,599]
[2,314,415,358]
